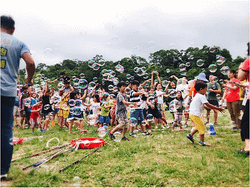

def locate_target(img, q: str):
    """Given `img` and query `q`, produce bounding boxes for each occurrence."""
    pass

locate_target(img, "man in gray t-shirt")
[1,15,35,179]
[206,75,221,125]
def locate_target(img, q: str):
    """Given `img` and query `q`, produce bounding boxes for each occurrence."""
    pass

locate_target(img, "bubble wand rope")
[59,146,102,172]
[13,143,71,162]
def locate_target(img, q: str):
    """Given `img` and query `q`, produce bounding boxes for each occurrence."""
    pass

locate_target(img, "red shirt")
[30,106,41,119]
[225,78,240,102]
[241,58,250,99]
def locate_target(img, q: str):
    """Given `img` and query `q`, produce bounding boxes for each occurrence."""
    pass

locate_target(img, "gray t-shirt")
[115,92,128,119]
[207,82,221,101]
[1,33,30,97]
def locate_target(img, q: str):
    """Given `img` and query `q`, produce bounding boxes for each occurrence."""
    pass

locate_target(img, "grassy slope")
[6,111,249,187]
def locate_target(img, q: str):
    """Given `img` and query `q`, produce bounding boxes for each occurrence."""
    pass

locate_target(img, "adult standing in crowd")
[237,42,250,155]
[1,15,35,180]
[206,75,221,125]
[222,70,241,130]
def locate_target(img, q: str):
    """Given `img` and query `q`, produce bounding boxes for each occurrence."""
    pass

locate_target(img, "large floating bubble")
[196,59,204,67]
[220,66,230,75]
[129,117,137,127]
[208,64,217,73]
[162,80,169,87]
[79,79,88,89]
[113,132,122,142]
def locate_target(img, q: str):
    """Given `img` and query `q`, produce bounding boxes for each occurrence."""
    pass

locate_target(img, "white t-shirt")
[90,101,100,115]
[155,90,164,104]
[176,84,189,98]
[189,93,208,117]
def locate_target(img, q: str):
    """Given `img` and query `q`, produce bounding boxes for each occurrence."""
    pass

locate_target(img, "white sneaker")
[0,174,7,180]
[162,126,166,130]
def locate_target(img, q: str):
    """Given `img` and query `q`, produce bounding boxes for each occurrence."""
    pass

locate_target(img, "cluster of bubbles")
[68,99,82,116]
[134,67,147,77]
[88,60,105,71]
[216,55,225,65]
[115,64,124,73]
[220,66,230,75]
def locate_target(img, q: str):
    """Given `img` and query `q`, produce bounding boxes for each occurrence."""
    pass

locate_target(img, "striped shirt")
[130,90,142,109]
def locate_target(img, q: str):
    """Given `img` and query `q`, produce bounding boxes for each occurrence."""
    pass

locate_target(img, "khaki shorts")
[117,117,129,129]
[190,114,205,135]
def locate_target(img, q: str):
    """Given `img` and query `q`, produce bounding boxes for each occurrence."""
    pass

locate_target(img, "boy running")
[186,82,224,146]
[109,81,136,141]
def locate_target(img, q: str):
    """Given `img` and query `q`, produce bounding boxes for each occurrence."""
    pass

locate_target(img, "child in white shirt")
[186,82,224,146]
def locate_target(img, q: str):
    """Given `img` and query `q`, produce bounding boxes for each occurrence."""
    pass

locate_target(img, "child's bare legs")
[43,115,50,130]
[68,119,74,134]
[129,126,134,133]
[213,109,218,123]
[245,139,250,151]
[79,120,84,132]
[20,116,25,129]
[190,128,198,136]
[206,109,211,123]
[184,111,189,125]
[199,134,204,143]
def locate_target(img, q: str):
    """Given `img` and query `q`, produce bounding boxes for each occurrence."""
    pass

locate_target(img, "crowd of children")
[13,70,249,146]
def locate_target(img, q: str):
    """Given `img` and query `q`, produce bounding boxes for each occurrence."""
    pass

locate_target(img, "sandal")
[238,148,250,155]
[199,141,211,146]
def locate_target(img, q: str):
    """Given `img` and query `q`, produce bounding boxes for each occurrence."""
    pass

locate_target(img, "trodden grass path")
[1,111,249,187]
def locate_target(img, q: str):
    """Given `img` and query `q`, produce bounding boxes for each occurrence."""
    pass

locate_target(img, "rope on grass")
[46,137,60,148]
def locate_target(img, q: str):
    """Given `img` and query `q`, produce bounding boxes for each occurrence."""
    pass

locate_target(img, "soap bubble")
[188,55,194,60]
[69,99,75,106]
[108,85,114,91]
[136,68,145,76]
[101,69,109,74]
[216,93,221,100]
[113,78,119,85]
[148,41,155,47]
[72,76,76,80]
[92,63,100,71]
[169,89,177,98]
[219,79,224,84]
[73,176,80,187]
[75,99,82,107]
[129,117,137,127]
[146,114,153,121]
[74,107,82,116]
[141,120,147,126]
[88,60,96,68]
[196,59,204,67]
[79,79,88,89]
[179,63,186,68]
[125,87,131,93]
[100,92,110,103]
[214,76,218,82]
[44,48,53,57]
[134,67,139,73]
[180,68,187,76]
[110,70,116,77]
[98,126,108,137]
[80,73,85,78]
[186,62,191,67]
[113,86,118,93]
[208,64,217,73]
[169,99,179,112]
[126,74,131,80]
[88,81,96,88]
[162,80,169,87]
[73,78,79,84]
[93,77,98,83]
[113,132,122,142]
[166,69,171,73]
[37,74,41,79]
[115,64,124,73]
[97,60,105,66]
[220,66,230,75]
[143,75,149,79]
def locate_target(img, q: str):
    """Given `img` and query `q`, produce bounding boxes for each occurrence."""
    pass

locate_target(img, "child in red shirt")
[30,101,43,134]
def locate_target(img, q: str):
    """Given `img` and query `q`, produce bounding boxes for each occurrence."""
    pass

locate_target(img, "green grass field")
[3,111,249,187]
